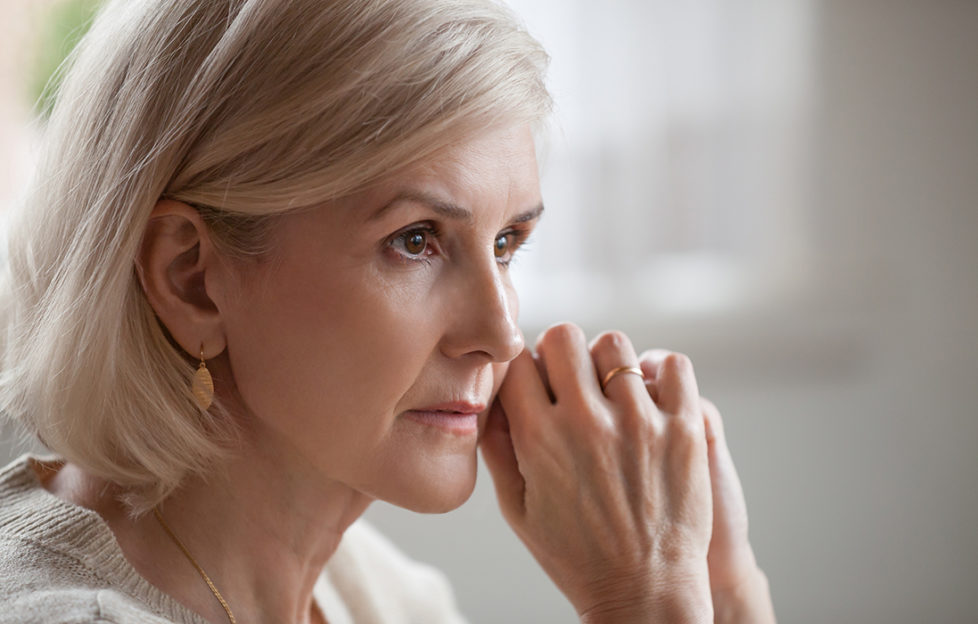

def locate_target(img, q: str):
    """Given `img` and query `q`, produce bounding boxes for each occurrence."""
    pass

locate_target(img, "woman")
[0,0,775,622]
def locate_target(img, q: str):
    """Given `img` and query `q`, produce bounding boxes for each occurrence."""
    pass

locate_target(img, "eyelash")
[386,223,533,267]
[387,223,441,265]
[495,228,533,266]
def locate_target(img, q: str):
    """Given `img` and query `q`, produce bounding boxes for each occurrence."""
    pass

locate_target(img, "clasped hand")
[480,324,774,624]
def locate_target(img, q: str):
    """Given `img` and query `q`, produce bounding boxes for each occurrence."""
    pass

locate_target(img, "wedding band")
[600,366,645,392]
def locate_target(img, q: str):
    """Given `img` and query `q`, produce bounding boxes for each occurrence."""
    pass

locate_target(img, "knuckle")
[591,330,633,357]
[663,352,694,375]
[649,410,668,437]
[536,322,586,352]
[579,393,609,423]
[669,413,704,442]
[591,413,620,445]
[618,403,655,437]
[558,394,618,440]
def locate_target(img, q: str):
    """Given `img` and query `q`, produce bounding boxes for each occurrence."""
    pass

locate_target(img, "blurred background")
[1,0,976,622]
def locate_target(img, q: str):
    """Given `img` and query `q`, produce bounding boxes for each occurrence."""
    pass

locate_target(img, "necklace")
[153,507,237,624]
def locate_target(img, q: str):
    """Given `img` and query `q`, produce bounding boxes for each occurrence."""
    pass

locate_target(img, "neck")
[50,431,373,624]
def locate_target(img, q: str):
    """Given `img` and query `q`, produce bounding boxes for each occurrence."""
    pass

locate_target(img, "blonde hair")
[0,0,550,511]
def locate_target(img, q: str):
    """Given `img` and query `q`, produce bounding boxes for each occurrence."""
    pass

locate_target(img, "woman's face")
[216,125,542,512]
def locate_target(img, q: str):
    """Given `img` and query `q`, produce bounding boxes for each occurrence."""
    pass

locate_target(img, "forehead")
[348,125,542,223]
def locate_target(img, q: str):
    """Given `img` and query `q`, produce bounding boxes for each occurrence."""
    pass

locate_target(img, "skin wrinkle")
[367,187,545,227]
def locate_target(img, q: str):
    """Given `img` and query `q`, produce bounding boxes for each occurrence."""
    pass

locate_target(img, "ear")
[135,199,227,359]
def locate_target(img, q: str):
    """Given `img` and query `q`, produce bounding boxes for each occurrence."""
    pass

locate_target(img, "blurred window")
[508,0,816,325]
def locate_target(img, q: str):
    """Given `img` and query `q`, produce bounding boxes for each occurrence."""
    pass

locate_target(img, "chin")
[376,452,478,514]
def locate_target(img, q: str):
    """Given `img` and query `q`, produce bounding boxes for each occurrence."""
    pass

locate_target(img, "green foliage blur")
[30,0,104,117]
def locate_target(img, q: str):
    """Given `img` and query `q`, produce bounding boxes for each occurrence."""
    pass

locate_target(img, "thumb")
[479,400,525,523]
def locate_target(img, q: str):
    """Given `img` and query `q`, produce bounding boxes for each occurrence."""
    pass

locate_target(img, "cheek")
[223,262,439,446]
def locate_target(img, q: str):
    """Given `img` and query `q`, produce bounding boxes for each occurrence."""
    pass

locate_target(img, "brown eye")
[404,231,427,255]
[494,234,510,258]
[388,225,439,263]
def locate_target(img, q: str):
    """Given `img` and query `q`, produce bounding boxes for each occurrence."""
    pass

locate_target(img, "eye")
[494,233,512,259]
[494,230,530,265]
[404,231,427,255]
[388,225,439,263]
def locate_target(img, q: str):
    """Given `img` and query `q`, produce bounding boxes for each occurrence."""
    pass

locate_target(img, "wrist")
[578,571,713,624]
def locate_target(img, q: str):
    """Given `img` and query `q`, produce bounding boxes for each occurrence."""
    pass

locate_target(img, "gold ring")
[601,366,645,392]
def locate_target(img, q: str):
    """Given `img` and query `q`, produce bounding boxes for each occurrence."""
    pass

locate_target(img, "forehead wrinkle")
[367,189,473,223]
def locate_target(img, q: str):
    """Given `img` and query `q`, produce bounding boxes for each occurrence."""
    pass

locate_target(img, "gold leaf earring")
[191,345,214,410]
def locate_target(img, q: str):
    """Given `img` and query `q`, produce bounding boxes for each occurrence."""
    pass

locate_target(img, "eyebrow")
[368,190,544,225]
[511,202,545,224]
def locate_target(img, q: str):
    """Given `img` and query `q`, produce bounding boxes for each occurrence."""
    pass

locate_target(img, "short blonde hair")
[0,0,550,511]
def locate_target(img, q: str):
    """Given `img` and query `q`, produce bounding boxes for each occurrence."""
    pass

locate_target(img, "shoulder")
[0,455,111,604]
[0,456,194,624]
[0,535,172,624]
[0,530,101,623]
[321,520,468,624]
[0,583,172,624]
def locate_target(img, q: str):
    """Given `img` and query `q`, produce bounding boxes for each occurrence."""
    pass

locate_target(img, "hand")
[640,350,776,624]
[481,325,714,623]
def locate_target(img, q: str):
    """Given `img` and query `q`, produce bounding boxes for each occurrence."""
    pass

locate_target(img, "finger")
[638,349,669,404]
[480,401,526,523]
[637,348,672,383]
[498,349,550,412]
[702,397,747,523]
[589,330,646,404]
[701,398,755,583]
[656,352,701,426]
[498,348,551,450]
[702,397,726,446]
[532,351,554,402]
[640,350,703,421]
[644,378,659,404]
[534,323,600,403]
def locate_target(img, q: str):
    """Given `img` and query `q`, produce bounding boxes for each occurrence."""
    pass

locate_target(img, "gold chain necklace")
[153,507,237,624]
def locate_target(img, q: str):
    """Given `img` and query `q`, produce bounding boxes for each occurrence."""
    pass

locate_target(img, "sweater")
[0,455,468,624]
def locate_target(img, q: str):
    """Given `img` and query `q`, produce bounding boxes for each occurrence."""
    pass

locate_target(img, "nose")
[440,260,524,363]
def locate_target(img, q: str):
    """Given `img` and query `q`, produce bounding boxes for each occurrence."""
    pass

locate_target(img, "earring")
[191,345,214,410]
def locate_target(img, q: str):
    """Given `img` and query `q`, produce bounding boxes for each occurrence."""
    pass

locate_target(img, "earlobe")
[136,200,227,358]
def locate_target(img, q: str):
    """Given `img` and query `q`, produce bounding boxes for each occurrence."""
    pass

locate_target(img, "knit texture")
[0,455,468,624]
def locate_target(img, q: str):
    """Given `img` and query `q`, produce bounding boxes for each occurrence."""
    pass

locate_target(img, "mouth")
[401,401,487,435]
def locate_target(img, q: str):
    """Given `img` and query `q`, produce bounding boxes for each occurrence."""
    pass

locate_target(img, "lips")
[412,401,487,414]
[402,401,487,434]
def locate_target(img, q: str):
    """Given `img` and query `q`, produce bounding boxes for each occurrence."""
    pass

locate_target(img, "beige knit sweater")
[0,455,468,624]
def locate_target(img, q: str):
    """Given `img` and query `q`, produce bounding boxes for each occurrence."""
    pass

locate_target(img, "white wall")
[2,1,976,622]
